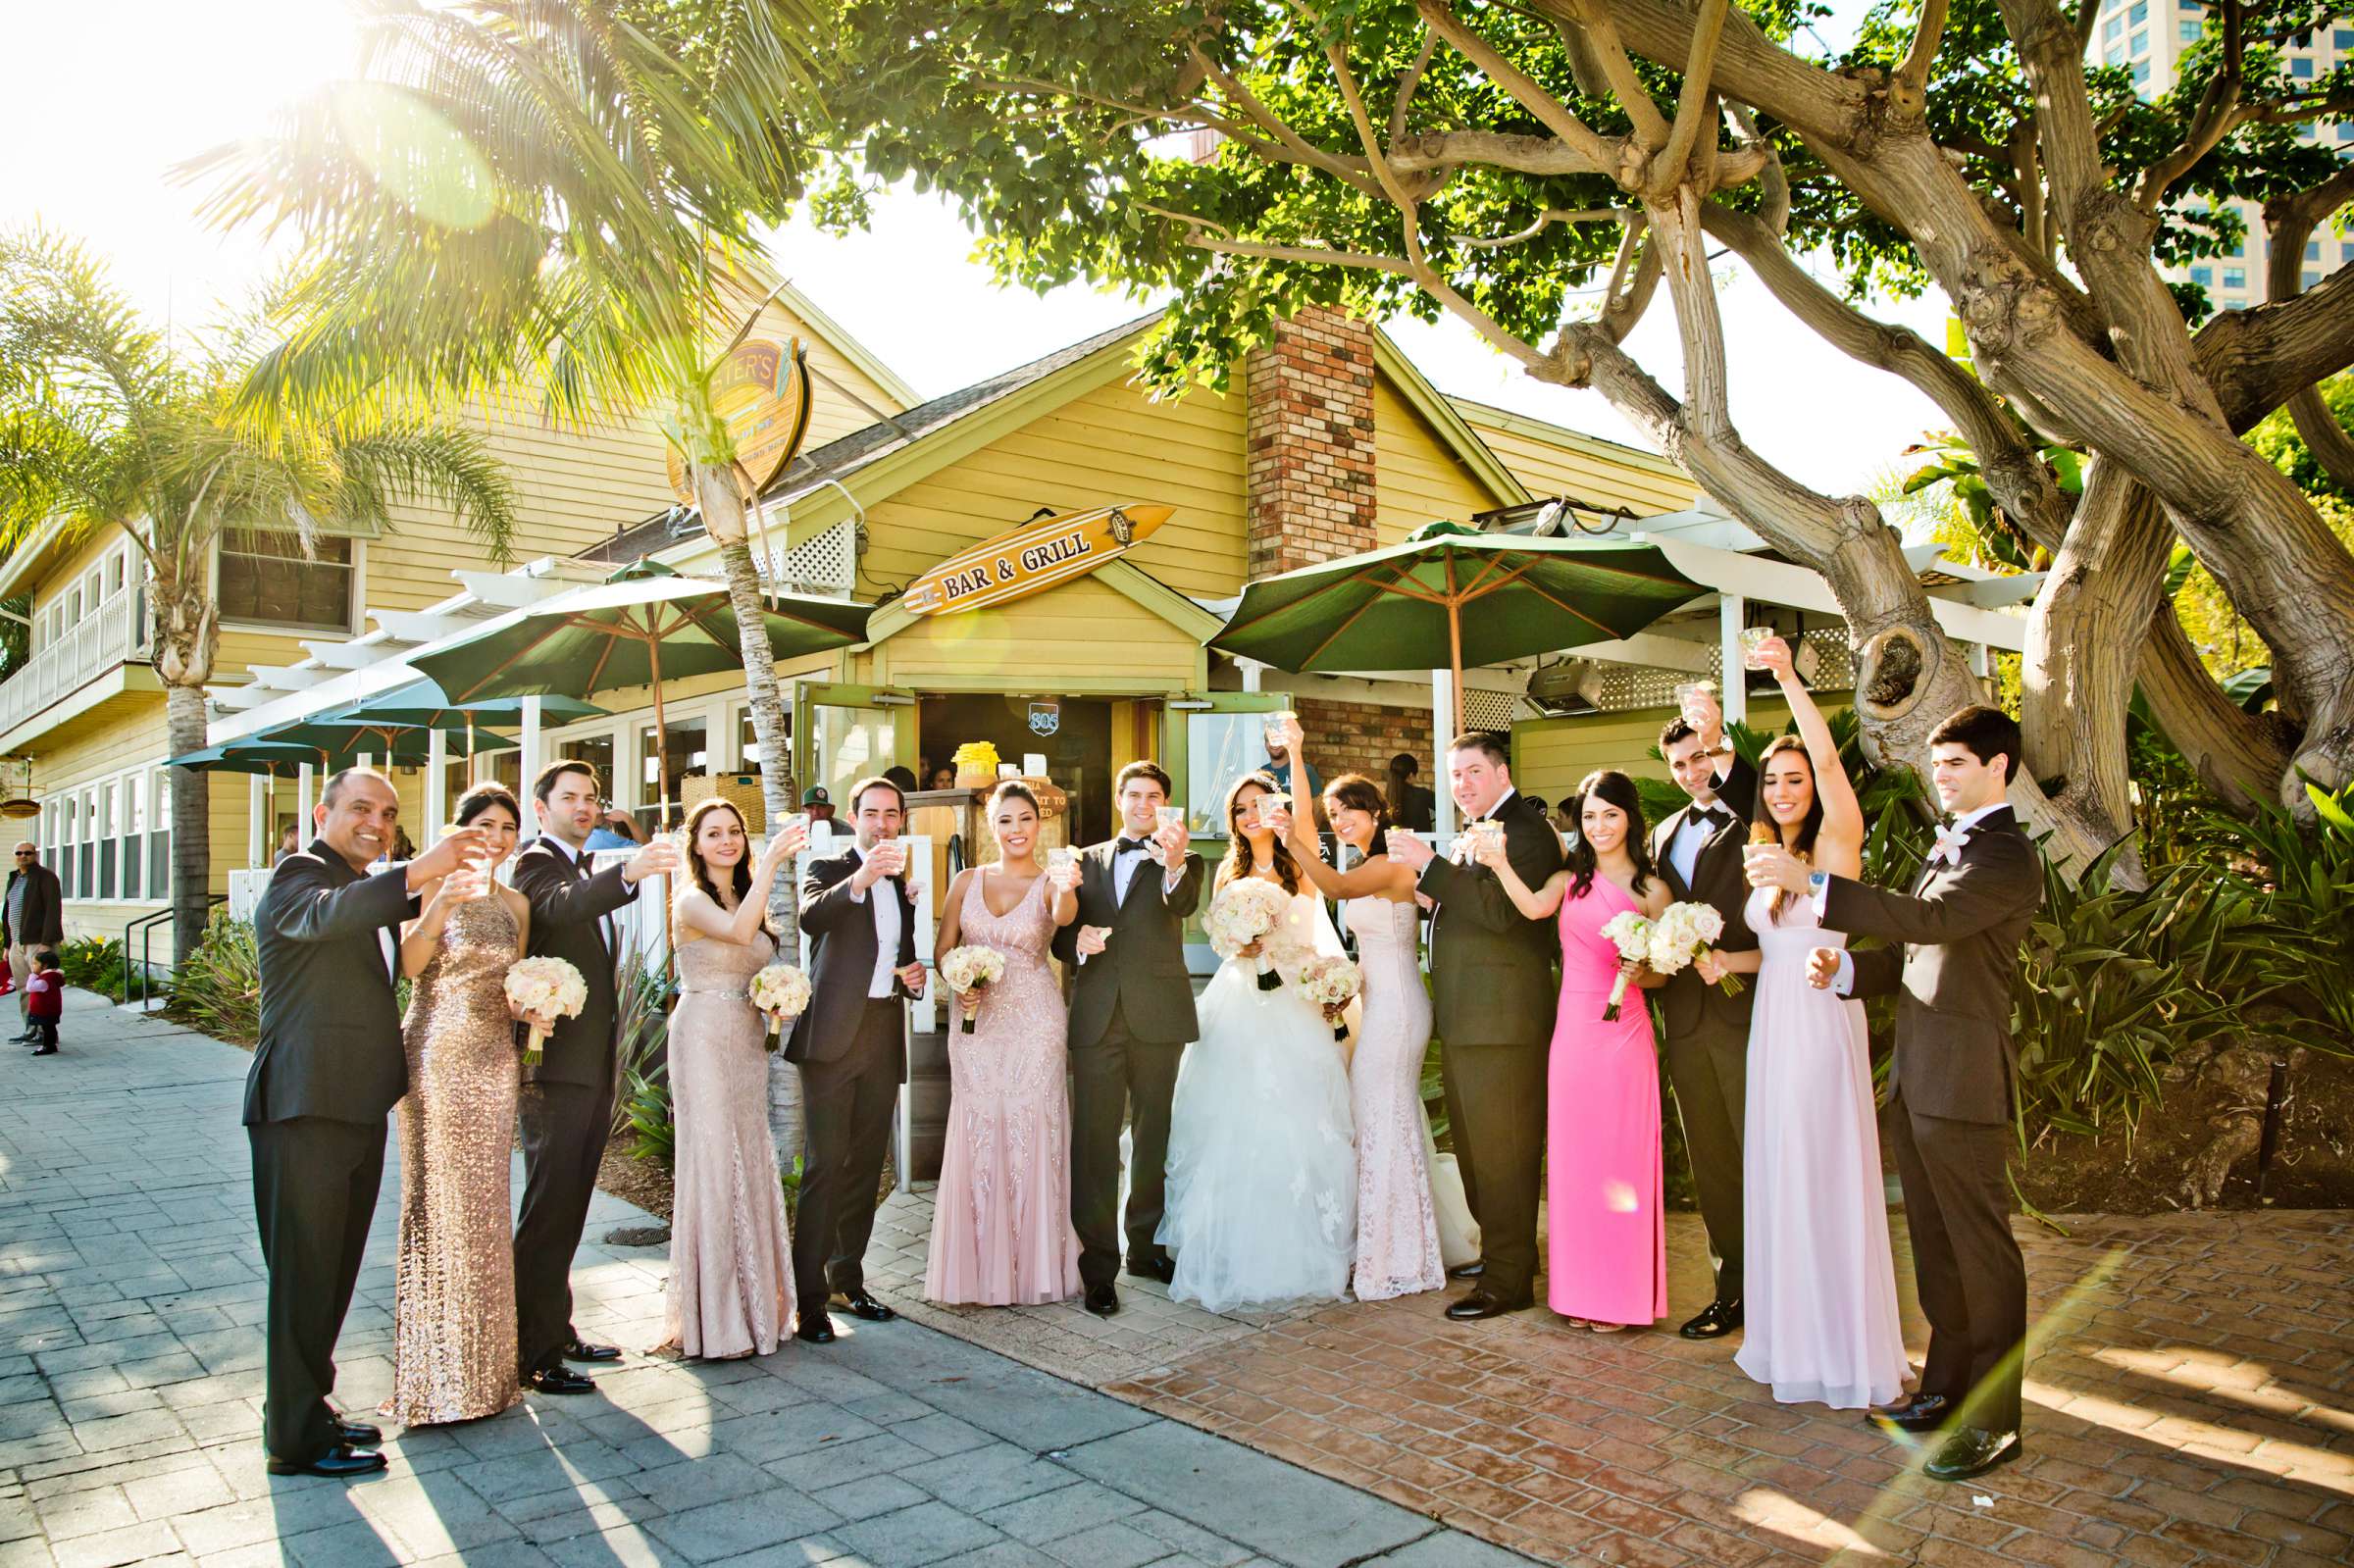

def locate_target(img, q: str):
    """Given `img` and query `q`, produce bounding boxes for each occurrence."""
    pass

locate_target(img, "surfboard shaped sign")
[901,503,1173,616]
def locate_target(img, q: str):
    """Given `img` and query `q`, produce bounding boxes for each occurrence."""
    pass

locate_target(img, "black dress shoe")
[562,1340,622,1363]
[1447,1260,1485,1281]
[335,1419,383,1448]
[834,1290,896,1323]
[267,1443,388,1479]
[1444,1289,1530,1321]
[1678,1299,1743,1340]
[794,1313,837,1344]
[524,1365,595,1395]
[1124,1255,1177,1285]
[1923,1426,2022,1481]
[1867,1392,1952,1434]
[1083,1283,1120,1317]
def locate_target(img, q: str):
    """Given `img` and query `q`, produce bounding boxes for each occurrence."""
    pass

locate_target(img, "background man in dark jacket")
[5,841,63,1040]
[511,760,675,1394]
[790,776,927,1342]
[1650,717,1761,1340]
[248,769,485,1478]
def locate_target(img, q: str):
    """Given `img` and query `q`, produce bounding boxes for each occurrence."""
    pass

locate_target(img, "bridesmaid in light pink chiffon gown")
[1481,770,1668,1331]
[926,784,1083,1305]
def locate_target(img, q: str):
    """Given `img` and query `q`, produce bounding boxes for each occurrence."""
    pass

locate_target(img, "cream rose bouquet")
[505,956,588,1065]
[748,963,813,1051]
[1596,911,1654,1022]
[939,944,1007,1034]
[1204,878,1297,990]
[1649,900,1740,997]
[1295,954,1361,1042]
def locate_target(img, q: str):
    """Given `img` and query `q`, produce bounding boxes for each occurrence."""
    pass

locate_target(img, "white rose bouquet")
[1295,954,1361,1042]
[748,963,813,1051]
[1203,878,1297,990]
[505,956,588,1065]
[939,944,1007,1035]
[1649,899,1741,998]
[1596,911,1655,1022]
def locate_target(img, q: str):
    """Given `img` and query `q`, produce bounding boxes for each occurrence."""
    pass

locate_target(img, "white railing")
[0,591,150,736]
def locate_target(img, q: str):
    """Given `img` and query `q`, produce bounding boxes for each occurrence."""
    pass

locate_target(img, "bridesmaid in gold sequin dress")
[385,784,541,1426]
[925,782,1084,1306]
[662,799,808,1358]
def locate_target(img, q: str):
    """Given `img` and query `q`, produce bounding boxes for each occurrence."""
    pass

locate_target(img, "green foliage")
[56,936,128,1002]
[614,965,679,1168]
[2188,781,2354,1050]
[162,912,262,1044]
[2248,376,2354,502]
[2010,848,2300,1148]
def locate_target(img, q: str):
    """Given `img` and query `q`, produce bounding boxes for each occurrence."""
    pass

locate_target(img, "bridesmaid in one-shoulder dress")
[663,799,808,1358]
[927,782,1084,1305]
[384,784,538,1427]
[1479,770,1669,1331]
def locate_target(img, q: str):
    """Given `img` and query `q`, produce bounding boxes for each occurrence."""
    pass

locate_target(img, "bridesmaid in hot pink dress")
[1479,769,1668,1331]
[926,783,1084,1305]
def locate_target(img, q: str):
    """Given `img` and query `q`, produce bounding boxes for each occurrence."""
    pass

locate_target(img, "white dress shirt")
[1828,801,2007,994]
[846,848,904,999]
[1666,800,1731,889]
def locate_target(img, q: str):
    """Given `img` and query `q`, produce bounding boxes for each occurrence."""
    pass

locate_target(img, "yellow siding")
[1372,380,1498,546]
[1455,403,1699,519]
[873,576,1201,691]
[853,372,1249,603]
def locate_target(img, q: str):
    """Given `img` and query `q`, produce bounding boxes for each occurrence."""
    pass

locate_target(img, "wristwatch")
[1808,870,1830,901]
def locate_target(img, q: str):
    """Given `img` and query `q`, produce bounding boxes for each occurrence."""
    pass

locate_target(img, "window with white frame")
[121,773,143,902]
[218,529,357,632]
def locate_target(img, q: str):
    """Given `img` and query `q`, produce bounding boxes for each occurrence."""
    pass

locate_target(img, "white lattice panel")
[1586,626,1855,713]
[1463,686,1520,732]
[760,516,856,596]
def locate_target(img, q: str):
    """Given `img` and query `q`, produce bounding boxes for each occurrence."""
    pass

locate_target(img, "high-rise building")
[2086,2,2351,310]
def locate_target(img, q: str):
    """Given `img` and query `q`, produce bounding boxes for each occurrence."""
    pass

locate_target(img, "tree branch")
[1655,0,1730,192]
[1556,0,1674,146]
[2263,164,2354,495]
[2134,0,2246,212]
[1189,49,1386,197]
[1390,28,1438,145]
[1390,128,1611,178]
[1415,2,1624,177]
[1457,207,1632,248]
[1892,0,1949,121]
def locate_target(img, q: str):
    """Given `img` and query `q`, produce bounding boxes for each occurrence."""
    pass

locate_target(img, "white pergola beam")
[453,571,583,608]
[1634,535,2028,651]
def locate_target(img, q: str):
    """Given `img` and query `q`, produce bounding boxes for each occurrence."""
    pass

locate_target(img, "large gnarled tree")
[827,0,2354,857]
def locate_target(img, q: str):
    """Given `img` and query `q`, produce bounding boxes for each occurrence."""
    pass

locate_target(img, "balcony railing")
[0,590,151,736]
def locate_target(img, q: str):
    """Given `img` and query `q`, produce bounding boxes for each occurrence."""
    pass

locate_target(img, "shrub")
[164,913,261,1045]
[57,936,129,1002]
[612,965,677,1167]
[2189,782,2354,1053]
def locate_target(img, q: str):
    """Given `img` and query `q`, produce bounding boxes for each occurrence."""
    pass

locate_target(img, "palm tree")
[0,227,518,965]
[180,0,833,1160]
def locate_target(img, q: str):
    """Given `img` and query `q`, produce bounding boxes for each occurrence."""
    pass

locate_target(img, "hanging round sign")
[665,336,815,511]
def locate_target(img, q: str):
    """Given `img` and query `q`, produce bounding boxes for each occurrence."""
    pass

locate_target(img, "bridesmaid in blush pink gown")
[926,783,1084,1306]
[1478,769,1668,1331]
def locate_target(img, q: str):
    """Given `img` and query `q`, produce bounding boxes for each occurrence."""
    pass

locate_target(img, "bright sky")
[0,0,1948,498]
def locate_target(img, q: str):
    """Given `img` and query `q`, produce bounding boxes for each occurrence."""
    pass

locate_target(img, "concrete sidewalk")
[0,992,1532,1568]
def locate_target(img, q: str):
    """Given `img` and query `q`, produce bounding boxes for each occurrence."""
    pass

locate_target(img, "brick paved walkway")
[859,1164,2354,1565]
[0,993,1529,1568]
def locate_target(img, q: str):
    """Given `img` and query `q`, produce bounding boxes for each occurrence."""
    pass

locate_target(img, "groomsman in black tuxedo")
[790,776,927,1342]
[512,760,677,1394]
[248,770,486,1477]
[1387,733,1564,1319]
[1678,679,1759,820]
[1050,761,1203,1318]
[1749,704,2043,1483]
[1651,716,1760,1340]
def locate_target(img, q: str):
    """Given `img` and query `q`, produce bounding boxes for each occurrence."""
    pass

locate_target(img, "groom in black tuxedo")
[248,770,486,1477]
[1651,716,1760,1341]
[1387,733,1564,1320]
[1749,704,2043,1484]
[790,776,927,1342]
[1050,760,1203,1318]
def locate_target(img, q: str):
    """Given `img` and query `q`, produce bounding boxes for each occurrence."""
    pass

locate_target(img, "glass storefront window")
[1185,713,1270,835]
[638,717,708,831]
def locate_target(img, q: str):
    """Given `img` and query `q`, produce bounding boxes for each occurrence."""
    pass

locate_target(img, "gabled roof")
[586,306,1534,569]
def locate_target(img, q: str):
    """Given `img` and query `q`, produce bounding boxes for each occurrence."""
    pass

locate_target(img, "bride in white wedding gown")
[1157,774,1356,1314]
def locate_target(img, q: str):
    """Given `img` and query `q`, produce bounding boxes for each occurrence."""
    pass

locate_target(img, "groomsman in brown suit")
[1748,705,2042,1484]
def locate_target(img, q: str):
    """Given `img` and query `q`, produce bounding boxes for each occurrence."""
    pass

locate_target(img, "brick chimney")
[1245,307,1377,579]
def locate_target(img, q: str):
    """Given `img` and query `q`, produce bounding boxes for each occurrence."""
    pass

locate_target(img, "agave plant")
[2188,782,2354,1051]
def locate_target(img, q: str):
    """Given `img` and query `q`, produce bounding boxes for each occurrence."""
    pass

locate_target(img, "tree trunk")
[152,573,218,969]
[697,464,807,1176]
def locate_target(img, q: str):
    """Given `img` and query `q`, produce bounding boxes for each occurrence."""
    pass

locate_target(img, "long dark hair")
[1214,772,1305,894]
[987,781,1042,863]
[1384,752,1417,825]
[1564,769,1657,901]
[1323,773,1391,859]
[1760,735,1825,919]
[453,783,520,829]
[682,798,755,912]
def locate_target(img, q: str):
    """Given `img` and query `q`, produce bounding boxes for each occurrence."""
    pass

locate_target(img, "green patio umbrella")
[1209,521,1703,735]
[319,680,610,731]
[255,717,517,760]
[411,560,871,826]
[165,740,344,775]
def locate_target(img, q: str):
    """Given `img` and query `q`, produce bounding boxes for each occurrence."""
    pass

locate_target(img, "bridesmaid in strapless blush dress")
[927,783,1084,1306]
[662,801,807,1358]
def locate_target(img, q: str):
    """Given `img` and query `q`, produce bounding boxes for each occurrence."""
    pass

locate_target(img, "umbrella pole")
[1448,601,1466,740]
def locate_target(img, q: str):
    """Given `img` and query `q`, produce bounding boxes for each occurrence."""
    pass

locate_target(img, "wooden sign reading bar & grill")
[901,502,1171,616]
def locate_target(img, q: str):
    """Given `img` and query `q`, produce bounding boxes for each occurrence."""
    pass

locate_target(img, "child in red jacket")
[25,948,61,1056]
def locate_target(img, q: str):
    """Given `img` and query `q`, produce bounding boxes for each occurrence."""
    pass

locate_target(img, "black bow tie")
[1695,806,1729,828]
[1115,837,1150,855]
